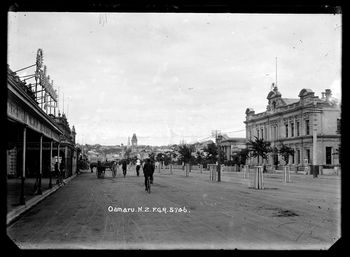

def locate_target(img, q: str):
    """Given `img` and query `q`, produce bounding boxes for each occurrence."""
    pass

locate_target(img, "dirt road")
[7,168,341,249]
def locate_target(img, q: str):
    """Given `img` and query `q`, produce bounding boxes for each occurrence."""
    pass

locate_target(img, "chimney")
[325,89,332,101]
[321,92,325,99]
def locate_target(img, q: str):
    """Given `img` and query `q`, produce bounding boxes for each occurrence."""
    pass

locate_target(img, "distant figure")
[150,160,155,184]
[112,161,118,178]
[59,161,65,184]
[90,162,95,173]
[122,160,127,178]
[136,159,141,176]
[55,161,60,185]
[97,161,105,178]
[143,158,154,191]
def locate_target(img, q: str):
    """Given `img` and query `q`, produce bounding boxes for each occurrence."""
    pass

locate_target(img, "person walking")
[136,159,141,177]
[59,161,65,184]
[112,161,118,178]
[54,161,60,185]
[150,159,155,184]
[122,159,127,178]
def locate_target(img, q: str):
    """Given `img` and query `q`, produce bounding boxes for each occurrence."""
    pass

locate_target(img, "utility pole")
[212,130,222,182]
[275,56,278,87]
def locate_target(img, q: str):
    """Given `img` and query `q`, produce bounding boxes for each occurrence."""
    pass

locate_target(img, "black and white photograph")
[5,7,342,250]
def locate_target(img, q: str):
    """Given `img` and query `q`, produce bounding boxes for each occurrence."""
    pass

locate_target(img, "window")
[305,120,310,135]
[261,128,263,139]
[337,118,341,134]
[285,124,288,138]
[306,149,310,163]
[297,150,300,164]
[292,151,295,164]
[291,123,294,137]
[274,126,278,140]
[296,121,300,136]
[326,147,332,165]
[257,129,259,139]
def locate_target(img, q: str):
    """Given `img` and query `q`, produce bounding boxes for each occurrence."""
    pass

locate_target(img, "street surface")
[7,167,341,249]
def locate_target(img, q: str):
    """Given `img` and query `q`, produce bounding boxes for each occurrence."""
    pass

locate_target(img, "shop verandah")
[6,119,76,213]
[7,67,77,215]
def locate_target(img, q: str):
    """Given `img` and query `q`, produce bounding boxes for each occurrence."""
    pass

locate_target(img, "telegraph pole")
[212,130,222,182]
[275,56,278,87]
[217,133,222,182]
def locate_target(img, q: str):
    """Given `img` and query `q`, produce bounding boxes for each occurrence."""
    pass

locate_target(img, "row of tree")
[77,136,298,170]
[173,136,296,169]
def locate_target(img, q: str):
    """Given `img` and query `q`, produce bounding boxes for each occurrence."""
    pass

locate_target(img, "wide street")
[7,167,341,250]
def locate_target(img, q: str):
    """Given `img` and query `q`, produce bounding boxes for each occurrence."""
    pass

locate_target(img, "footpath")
[6,172,80,226]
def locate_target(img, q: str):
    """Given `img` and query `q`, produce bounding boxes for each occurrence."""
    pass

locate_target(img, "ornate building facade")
[244,84,341,171]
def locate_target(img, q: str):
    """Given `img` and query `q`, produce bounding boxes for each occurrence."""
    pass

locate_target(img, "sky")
[7,12,342,146]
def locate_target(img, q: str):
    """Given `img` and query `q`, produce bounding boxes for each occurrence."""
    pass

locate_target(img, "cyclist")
[143,158,154,191]
[136,159,141,176]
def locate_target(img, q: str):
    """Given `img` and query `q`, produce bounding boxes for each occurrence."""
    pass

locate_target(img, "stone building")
[219,137,247,161]
[244,84,341,172]
[50,113,77,178]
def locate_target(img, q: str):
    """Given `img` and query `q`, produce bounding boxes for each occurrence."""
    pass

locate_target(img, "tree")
[156,153,164,163]
[233,148,249,165]
[163,151,173,165]
[124,148,132,160]
[130,155,138,164]
[195,150,205,165]
[247,136,272,168]
[278,144,295,165]
[178,144,195,164]
[203,142,218,164]
[271,146,279,168]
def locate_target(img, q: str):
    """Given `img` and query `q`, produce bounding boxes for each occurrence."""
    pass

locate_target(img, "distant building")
[51,112,77,178]
[131,133,137,147]
[219,137,247,161]
[131,133,138,153]
[193,140,215,152]
[244,84,341,170]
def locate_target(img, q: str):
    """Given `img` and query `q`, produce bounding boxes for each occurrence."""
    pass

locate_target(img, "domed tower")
[131,133,137,147]
[266,83,282,111]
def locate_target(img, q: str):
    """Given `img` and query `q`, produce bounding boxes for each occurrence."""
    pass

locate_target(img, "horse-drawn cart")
[90,161,114,178]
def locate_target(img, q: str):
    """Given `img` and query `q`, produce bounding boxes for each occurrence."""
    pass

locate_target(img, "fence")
[184,164,190,177]
[283,165,291,183]
[208,164,217,181]
[245,166,264,189]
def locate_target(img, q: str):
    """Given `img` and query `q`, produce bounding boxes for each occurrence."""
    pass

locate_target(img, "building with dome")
[244,84,341,173]
[131,133,137,149]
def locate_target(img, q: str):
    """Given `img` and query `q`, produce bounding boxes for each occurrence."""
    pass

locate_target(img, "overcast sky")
[7,12,341,146]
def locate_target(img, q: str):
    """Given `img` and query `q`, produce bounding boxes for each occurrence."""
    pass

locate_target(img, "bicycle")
[146,176,151,194]
[123,169,126,178]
